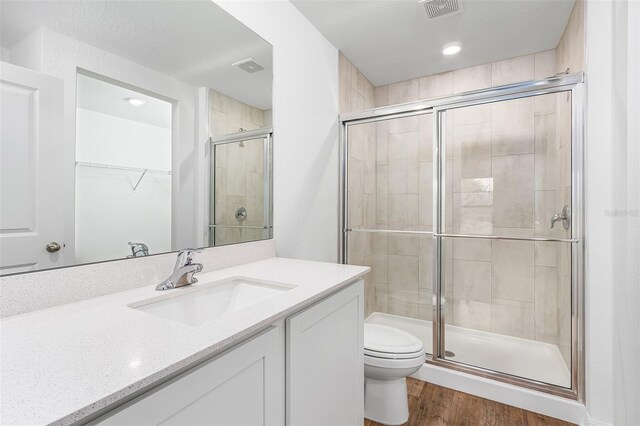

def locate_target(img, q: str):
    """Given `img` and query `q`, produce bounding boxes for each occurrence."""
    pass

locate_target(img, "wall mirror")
[0,0,273,276]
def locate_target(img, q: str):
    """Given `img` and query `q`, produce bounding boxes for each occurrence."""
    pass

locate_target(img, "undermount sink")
[130,277,295,326]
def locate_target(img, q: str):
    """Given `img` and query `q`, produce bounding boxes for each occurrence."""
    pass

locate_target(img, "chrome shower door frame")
[339,73,584,401]
[209,128,274,246]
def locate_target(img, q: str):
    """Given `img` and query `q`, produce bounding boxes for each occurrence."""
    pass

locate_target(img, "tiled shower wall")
[209,90,271,245]
[341,1,583,368]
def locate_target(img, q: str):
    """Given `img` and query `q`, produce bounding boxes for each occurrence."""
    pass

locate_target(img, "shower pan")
[339,73,584,399]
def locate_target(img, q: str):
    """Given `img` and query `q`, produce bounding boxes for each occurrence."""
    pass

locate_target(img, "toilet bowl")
[364,323,425,425]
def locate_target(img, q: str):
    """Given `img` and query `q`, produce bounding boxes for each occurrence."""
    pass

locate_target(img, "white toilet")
[364,323,426,425]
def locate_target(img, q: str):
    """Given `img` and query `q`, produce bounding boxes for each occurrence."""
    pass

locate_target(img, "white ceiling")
[292,0,575,86]
[77,73,173,129]
[1,0,273,109]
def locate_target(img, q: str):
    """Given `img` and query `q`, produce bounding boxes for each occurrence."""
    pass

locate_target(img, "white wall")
[214,0,340,263]
[75,108,172,263]
[584,1,640,424]
[8,27,202,260]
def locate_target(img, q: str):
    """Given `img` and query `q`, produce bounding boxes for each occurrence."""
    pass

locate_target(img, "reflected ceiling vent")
[419,0,463,20]
[232,58,265,73]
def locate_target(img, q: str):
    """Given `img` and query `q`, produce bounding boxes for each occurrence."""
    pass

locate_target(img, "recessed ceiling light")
[442,42,463,56]
[124,97,145,107]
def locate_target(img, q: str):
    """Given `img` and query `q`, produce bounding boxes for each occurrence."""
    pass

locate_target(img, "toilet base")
[364,376,409,425]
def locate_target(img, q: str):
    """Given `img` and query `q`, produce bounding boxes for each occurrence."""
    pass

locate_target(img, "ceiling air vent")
[232,58,265,74]
[420,0,463,20]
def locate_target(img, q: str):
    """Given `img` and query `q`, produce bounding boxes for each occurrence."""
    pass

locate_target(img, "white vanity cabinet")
[286,280,364,425]
[93,279,364,426]
[94,325,285,425]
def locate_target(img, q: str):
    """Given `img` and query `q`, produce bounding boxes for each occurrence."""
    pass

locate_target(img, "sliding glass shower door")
[434,90,577,389]
[341,73,583,399]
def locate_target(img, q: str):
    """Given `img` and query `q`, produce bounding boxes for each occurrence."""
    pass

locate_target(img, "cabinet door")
[96,325,284,425]
[286,280,364,425]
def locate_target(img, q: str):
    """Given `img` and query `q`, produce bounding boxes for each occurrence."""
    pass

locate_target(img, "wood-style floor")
[364,378,575,426]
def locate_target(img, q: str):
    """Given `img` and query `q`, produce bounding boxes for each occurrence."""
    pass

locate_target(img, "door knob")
[46,242,61,253]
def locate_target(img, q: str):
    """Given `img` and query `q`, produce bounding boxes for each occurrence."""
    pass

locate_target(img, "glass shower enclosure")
[340,73,583,399]
[209,128,273,246]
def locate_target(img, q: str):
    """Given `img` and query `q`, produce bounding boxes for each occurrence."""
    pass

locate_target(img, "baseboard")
[411,363,586,425]
[583,412,612,426]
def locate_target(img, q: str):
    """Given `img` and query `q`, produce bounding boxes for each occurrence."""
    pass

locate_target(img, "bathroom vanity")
[0,251,368,425]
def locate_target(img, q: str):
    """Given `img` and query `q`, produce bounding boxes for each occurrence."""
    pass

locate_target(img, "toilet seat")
[364,324,424,360]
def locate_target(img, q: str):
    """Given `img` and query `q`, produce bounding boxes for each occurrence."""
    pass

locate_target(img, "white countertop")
[0,257,369,426]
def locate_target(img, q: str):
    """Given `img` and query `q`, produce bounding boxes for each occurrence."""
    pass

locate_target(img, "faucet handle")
[176,248,202,265]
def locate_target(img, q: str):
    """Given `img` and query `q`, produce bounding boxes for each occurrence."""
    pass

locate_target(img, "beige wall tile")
[534,266,559,344]
[452,299,492,332]
[534,241,558,267]
[453,63,492,93]
[245,172,264,221]
[452,104,491,126]
[534,94,557,116]
[348,190,364,228]
[226,144,246,196]
[388,79,419,104]
[388,254,420,318]
[388,194,418,228]
[214,170,227,223]
[418,162,433,228]
[211,90,228,113]
[388,234,418,256]
[493,154,534,228]
[419,71,454,99]
[374,85,389,107]
[211,110,228,137]
[492,239,534,302]
[350,88,364,113]
[453,238,492,262]
[388,132,419,194]
[348,158,363,194]
[534,114,558,191]
[418,236,433,290]
[455,122,492,180]
[453,259,492,302]
[418,114,433,162]
[492,97,535,156]
[376,120,389,165]
[492,54,535,86]
[534,50,558,80]
[338,52,352,114]
[376,194,388,226]
[364,194,376,228]
[491,298,535,339]
[389,115,419,134]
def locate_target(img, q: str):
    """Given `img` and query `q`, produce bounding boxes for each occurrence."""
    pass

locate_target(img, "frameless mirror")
[0,0,273,276]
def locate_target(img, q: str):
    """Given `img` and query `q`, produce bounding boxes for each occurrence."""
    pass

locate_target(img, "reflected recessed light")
[124,97,145,107]
[442,42,463,56]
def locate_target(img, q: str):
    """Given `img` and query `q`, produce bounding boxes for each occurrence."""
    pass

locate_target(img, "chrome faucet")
[156,249,203,291]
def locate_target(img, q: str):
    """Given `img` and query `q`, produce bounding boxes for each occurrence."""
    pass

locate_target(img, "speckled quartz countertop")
[0,257,369,426]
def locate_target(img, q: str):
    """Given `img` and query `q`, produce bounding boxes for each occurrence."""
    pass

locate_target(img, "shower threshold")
[366,312,571,388]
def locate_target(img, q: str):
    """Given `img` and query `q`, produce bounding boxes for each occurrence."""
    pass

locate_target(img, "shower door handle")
[550,205,571,230]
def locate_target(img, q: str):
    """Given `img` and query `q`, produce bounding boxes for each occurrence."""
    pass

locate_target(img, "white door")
[0,61,65,274]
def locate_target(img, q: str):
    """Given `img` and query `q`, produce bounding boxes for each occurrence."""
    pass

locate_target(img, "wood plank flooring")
[364,378,575,426]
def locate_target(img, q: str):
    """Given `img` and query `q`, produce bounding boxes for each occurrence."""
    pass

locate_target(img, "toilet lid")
[364,324,424,356]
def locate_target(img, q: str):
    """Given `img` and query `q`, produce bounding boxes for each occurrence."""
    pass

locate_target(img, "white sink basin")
[130,277,295,326]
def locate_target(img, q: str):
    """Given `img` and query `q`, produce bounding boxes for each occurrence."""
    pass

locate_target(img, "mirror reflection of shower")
[208,89,273,247]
